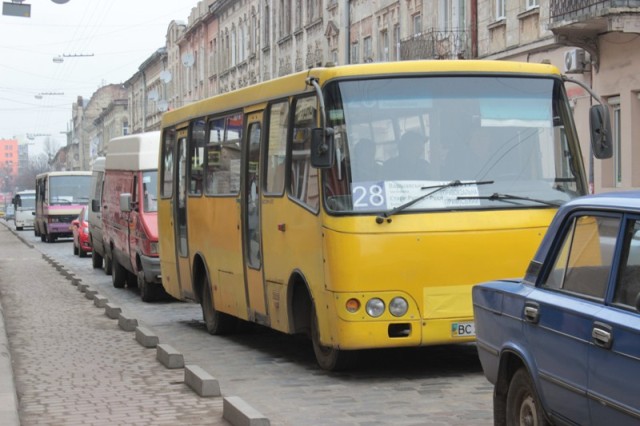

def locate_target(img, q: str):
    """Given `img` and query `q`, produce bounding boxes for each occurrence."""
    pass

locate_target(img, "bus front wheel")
[311,304,357,371]
[201,277,236,335]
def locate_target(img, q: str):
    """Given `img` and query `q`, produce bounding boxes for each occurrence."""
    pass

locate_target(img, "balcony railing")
[400,29,470,60]
[550,0,640,21]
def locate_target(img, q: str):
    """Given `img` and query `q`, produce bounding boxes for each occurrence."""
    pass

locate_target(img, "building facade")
[66,0,640,194]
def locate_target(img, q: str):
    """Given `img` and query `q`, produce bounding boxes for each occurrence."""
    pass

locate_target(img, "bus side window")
[161,129,176,198]
[205,115,242,195]
[265,100,289,195]
[189,119,206,196]
[290,96,319,210]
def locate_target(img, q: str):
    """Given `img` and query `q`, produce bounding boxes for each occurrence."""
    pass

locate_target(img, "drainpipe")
[471,0,478,58]
[141,70,147,132]
[344,0,350,64]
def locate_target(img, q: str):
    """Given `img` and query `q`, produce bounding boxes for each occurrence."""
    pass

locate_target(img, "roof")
[105,132,160,171]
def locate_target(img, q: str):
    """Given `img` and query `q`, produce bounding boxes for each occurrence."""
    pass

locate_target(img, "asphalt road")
[16,225,494,425]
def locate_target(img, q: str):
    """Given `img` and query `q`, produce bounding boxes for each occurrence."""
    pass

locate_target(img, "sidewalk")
[0,223,230,426]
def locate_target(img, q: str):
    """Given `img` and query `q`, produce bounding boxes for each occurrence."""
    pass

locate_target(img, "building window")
[609,96,622,187]
[495,0,506,19]
[526,0,539,9]
[363,36,372,62]
[279,0,291,37]
[264,3,271,47]
[413,13,422,36]
[295,0,302,30]
[307,0,320,23]
[351,42,359,64]
[379,30,389,62]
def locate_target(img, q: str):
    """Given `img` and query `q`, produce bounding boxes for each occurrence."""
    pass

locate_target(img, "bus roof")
[105,131,160,171]
[36,171,92,179]
[161,60,562,128]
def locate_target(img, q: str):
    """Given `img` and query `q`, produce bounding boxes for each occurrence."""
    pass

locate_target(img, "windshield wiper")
[457,192,562,207]
[375,180,494,224]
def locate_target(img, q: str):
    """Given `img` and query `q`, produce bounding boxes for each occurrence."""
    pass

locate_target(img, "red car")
[70,206,91,257]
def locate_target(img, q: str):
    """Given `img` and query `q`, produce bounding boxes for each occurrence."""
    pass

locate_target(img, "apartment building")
[69,0,640,193]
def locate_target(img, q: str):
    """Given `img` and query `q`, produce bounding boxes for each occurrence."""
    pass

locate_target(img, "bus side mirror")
[120,193,132,212]
[91,199,100,212]
[310,127,335,169]
[589,104,613,159]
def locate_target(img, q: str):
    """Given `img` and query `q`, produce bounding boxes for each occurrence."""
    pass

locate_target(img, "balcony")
[400,29,470,60]
[549,0,640,68]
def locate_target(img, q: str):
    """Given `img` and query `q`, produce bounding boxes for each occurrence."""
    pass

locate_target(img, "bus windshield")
[48,175,92,205]
[17,195,35,209]
[323,75,584,214]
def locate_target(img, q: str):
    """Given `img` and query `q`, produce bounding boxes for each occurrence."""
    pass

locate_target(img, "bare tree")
[15,154,52,191]
[41,137,62,164]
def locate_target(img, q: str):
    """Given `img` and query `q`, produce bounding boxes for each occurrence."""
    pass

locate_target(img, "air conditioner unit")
[564,48,585,73]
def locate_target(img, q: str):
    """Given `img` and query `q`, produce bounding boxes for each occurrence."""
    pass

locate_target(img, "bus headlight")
[389,297,408,317]
[365,298,385,318]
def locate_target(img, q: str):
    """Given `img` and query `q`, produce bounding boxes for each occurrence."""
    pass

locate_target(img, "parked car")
[70,206,91,258]
[473,191,640,426]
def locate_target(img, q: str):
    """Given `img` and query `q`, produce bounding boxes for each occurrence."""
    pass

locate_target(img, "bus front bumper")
[328,316,476,350]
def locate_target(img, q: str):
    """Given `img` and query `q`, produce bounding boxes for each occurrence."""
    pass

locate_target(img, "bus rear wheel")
[104,252,113,275]
[311,304,357,371]
[201,277,236,335]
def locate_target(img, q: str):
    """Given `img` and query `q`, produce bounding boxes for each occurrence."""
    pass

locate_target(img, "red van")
[102,131,164,302]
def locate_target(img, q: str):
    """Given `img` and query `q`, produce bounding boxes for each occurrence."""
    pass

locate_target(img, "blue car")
[473,191,640,426]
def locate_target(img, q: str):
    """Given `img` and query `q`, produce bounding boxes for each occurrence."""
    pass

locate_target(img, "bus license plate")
[451,321,475,337]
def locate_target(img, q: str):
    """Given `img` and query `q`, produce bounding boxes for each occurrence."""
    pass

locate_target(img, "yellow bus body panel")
[319,208,556,349]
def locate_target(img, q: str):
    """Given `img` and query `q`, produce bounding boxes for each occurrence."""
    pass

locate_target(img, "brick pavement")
[0,224,230,426]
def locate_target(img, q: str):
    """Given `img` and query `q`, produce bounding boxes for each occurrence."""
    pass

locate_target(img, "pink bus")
[35,171,92,242]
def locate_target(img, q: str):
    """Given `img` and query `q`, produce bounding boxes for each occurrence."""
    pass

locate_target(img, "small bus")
[12,189,36,230]
[35,171,92,242]
[158,60,611,370]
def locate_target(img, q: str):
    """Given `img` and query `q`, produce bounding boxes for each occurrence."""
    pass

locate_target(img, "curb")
[2,222,272,426]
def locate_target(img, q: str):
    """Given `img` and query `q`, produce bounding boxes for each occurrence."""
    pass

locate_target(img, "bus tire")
[46,232,55,243]
[111,257,126,289]
[40,234,46,242]
[311,304,357,371]
[201,277,236,335]
[16,226,23,231]
[92,250,103,269]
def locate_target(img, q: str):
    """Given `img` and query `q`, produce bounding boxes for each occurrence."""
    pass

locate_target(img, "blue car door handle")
[592,322,613,349]
[524,302,540,323]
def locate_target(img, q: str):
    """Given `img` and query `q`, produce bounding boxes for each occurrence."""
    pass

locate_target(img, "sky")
[0,0,197,155]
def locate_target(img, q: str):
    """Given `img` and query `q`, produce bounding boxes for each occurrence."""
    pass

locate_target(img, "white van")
[89,157,106,270]
[12,190,36,230]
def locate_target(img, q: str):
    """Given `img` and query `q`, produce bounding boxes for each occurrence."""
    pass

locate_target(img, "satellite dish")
[181,53,194,67]
[160,70,172,83]
[147,89,158,101]
[157,100,169,113]
[51,0,70,3]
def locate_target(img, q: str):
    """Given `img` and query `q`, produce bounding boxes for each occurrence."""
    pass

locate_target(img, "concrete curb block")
[223,396,270,426]
[93,295,108,308]
[84,289,98,300]
[104,303,122,319]
[135,326,159,348]
[184,365,220,397]
[156,344,184,369]
[77,283,88,292]
[0,304,20,426]
[118,313,138,332]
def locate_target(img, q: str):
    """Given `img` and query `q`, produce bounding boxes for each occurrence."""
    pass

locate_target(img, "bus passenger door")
[175,133,192,296]
[243,113,267,321]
